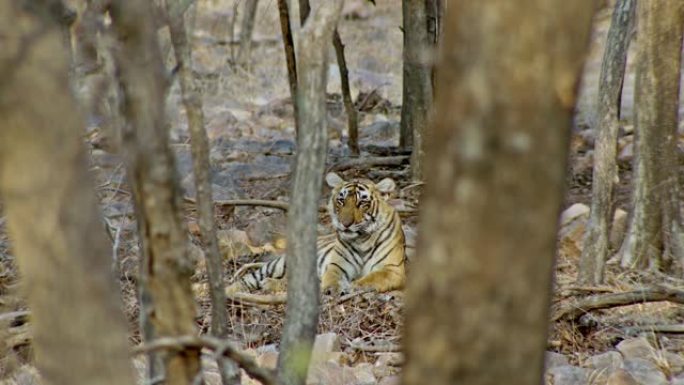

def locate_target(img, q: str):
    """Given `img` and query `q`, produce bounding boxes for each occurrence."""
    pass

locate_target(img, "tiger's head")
[325,172,397,240]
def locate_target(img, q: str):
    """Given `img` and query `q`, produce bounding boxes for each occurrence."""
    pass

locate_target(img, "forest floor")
[2,1,684,384]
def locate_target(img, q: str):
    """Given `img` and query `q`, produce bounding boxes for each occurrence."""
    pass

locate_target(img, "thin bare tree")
[578,0,635,285]
[276,0,300,133]
[164,2,241,384]
[237,0,259,68]
[276,2,343,385]
[109,0,202,384]
[402,1,594,384]
[618,0,684,270]
[400,0,433,181]
[0,2,135,385]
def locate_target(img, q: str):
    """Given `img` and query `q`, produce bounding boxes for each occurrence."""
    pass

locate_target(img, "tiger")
[225,172,406,295]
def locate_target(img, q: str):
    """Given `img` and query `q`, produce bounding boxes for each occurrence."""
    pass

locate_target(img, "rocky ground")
[2,1,684,384]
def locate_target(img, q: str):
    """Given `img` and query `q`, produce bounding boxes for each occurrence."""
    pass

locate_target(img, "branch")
[551,286,684,322]
[227,292,288,305]
[207,198,417,215]
[133,336,276,385]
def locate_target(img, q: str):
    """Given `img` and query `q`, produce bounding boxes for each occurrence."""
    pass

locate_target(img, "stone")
[665,351,684,375]
[560,203,590,226]
[546,351,570,370]
[622,358,668,385]
[306,361,356,385]
[353,363,376,385]
[606,369,639,385]
[379,375,401,385]
[376,352,404,367]
[584,351,622,372]
[610,209,628,249]
[310,333,341,365]
[256,351,279,370]
[616,338,656,361]
[547,365,588,385]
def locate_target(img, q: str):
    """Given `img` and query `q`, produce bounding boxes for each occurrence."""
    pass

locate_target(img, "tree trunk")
[618,0,684,270]
[237,0,259,68]
[400,0,433,181]
[332,29,360,156]
[402,1,594,385]
[276,3,343,385]
[109,1,202,384]
[578,0,635,285]
[276,0,300,133]
[164,3,240,385]
[0,2,135,385]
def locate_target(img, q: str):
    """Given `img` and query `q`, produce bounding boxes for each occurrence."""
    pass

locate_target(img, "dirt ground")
[1,0,684,382]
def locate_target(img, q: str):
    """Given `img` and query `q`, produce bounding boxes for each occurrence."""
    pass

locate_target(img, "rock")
[558,204,589,260]
[547,365,588,385]
[306,361,356,385]
[618,141,634,163]
[616,338,656,361]
[607,369,639,385]
[585,351,622,372]
[546,351,570,370]
[560,203,590,226]
[665,351,684,374]
[245,214,287,246]
[375,352,404,367]
[353,363,376,385]
[622,358,668,385]
[310,333,341,365]
[256,351,279,370]
[673,373,684,385]
[610,209,628,249]
[311,333,340,360]
[379,375,401,385]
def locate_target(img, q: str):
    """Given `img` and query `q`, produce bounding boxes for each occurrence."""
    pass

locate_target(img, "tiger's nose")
[340,215,354,228]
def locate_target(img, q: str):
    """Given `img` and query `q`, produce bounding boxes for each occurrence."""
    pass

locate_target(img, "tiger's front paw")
[263,278,287,293]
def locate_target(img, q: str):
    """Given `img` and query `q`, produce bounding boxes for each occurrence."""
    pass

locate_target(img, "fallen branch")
[226,291,288,305]
[624,324,684,335]
[328,155,410,172]
[345,340,401,353]
[207,198,417,215]
[551,286,684,322]
[133,335,276,385]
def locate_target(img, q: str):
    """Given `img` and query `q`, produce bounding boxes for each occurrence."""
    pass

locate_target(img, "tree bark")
[164,3,240,385]
[237,0,259,68]
[578,0,635,285]
[109,1,202,384]
[332,29,360,156]
[276,2,343,385]
[0,2,135,385]
[276,0,300,133]
[618,0,684,270]
[402,1,594,385]
[400,0,433,181]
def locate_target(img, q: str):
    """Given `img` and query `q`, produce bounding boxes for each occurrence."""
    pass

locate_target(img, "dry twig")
[133,336,276,385]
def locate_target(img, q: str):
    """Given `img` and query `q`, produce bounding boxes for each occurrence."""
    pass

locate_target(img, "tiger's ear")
[325,172,345,188]
[376,178,396,193]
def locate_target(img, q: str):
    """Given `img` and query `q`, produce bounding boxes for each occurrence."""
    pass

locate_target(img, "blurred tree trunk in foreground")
[165,1,240,384]
[578,0,635,285]
[276,2,343,385]
[402,1,594,385]
[401,0,433,181]
[110,1,202,384]
[618,0,684,271]
[0,2,135,385]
